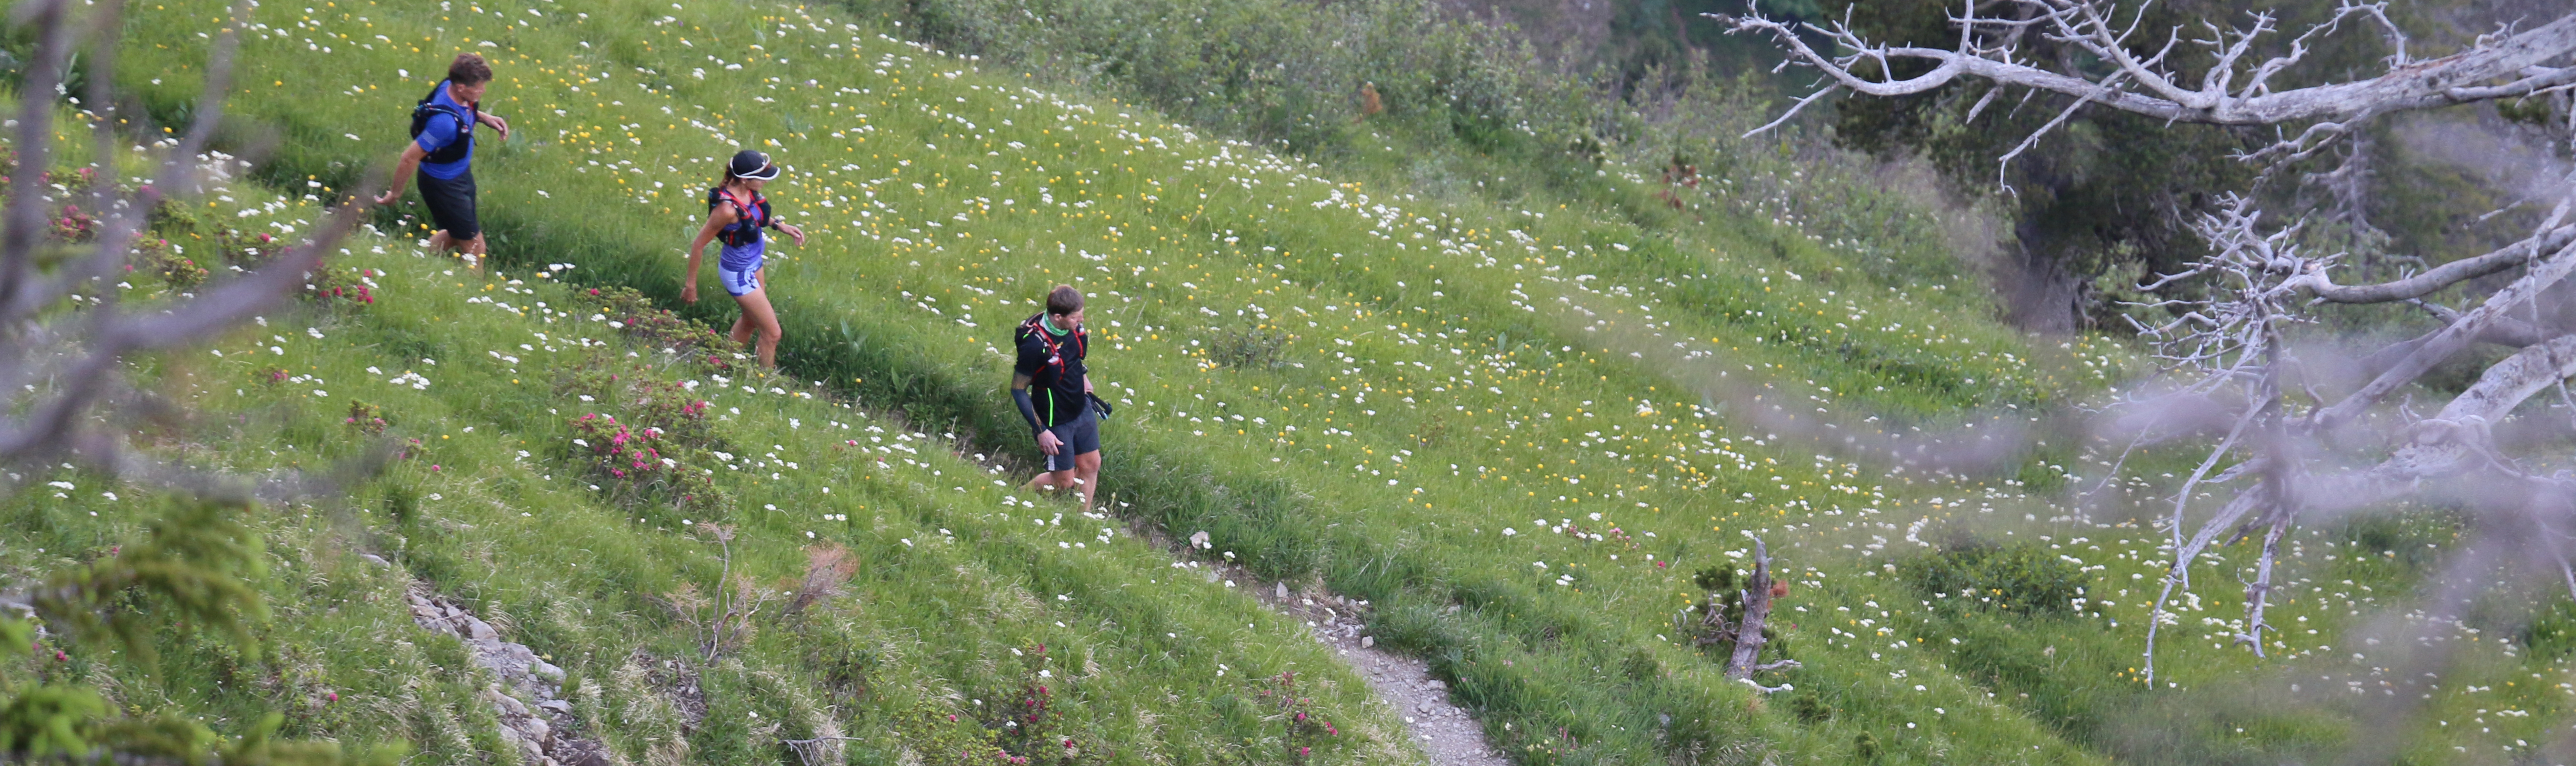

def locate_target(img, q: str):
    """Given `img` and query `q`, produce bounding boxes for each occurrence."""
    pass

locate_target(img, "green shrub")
[570,285,743,372]
[1784,689,1832,723]
[2521,597,2576,657]
[1899,539,2086,614]
[2332,511,2458,569]
[1207,328,1290,370]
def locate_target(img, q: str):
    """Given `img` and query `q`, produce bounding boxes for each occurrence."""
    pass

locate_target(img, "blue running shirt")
[413,82,474,180]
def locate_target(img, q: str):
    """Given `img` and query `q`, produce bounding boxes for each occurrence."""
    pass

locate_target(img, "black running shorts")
[417,171,480,241]
[1042,406,1100,472]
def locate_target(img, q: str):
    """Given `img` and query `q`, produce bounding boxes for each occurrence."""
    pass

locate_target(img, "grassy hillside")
[17,0,2568,763]
[4,143,1433,763]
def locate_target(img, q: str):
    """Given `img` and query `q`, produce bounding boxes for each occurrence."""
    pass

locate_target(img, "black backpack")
[1014,313,1085,375]
[706,186,773,246]
[407,82,477,164]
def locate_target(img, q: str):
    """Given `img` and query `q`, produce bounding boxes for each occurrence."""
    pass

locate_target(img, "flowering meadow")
[5,138,1434,762]
[29,0,2576,762]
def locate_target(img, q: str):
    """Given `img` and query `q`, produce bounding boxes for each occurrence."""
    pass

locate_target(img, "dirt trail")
[1251,581,1510,766]
[987,455,1514,764]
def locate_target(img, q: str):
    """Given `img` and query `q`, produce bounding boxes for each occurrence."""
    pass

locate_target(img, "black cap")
[729,150,780,180]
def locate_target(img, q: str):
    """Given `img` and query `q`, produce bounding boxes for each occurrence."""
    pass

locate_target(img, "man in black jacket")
[1011,285,1100,513]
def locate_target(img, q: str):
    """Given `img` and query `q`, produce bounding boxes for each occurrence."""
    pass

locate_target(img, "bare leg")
[461,232,488,269]
[1028,468,1077,494]
[731,287,783,369]
[1072,450,1102,514]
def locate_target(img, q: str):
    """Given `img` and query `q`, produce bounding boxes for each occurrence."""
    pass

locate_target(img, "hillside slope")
[59,0,2576,763]
[6,144,1436,763]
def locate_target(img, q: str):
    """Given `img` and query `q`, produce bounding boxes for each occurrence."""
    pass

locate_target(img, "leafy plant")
[1900,539,2087,615]
[977,642,1101,766]
[344,400,388,434]
[302,264,376,307]
[1208,328,1290,370]
[0,502,404,765]
[572,285,742,372]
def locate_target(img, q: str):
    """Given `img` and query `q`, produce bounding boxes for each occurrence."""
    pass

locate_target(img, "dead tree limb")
[1723,539,1785,684]
[1725,0,2576,714]
[1718,2,2576,129]
[0,0,381,499]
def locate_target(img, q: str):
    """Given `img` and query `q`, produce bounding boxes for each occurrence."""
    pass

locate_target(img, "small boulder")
[518,715,551,744]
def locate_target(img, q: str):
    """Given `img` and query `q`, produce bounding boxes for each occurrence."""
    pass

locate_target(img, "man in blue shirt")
[375,54,510,267]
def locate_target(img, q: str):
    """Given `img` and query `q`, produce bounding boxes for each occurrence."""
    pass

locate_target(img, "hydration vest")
[706,186,773,247]
[407,82,478,165]
[1014,313,1089,421]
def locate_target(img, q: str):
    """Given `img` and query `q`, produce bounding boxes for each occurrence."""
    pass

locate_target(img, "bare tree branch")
[0,0,381,499]
[1723,538,1782,681]
[1717,2,2576,129]
[2296,220,2576,305]
[1721,0,2576,713]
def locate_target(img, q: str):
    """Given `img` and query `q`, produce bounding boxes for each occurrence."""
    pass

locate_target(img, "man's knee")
[1076,452,1102,472]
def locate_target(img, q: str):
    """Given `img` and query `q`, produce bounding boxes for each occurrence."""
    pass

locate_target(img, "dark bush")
[2332,511,2457,569]
[1784,688,1832,723]
[1207,328,1290,369]
[1899,539,2086,614]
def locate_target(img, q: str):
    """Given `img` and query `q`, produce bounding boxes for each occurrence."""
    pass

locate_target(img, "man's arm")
[477,110,510,141]
[372,143,428,206]
[1010,372,1061,456]
[1009,373,1045,433]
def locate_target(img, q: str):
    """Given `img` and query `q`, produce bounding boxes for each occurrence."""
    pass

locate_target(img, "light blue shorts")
[717,261,762,297]
[716,241,765,297]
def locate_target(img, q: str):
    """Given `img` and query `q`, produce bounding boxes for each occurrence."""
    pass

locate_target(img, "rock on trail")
[406,586,612,766]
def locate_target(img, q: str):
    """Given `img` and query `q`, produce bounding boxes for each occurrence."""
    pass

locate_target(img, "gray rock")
[538,700,575,716]
[494,722,529,752]
[485,688,531,718]
[531,659,567,681]
[1360,635,1373,648]
[359,553,391,568]
[518,715,551,744]
[463,617,498,641]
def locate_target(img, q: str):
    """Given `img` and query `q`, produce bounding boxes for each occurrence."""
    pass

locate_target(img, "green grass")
[30,0,2576,762]
[6,149,1426,762]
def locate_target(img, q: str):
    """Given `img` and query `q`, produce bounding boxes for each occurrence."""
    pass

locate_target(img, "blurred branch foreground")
[0,0,390,761]
[1724,0,2576,710]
